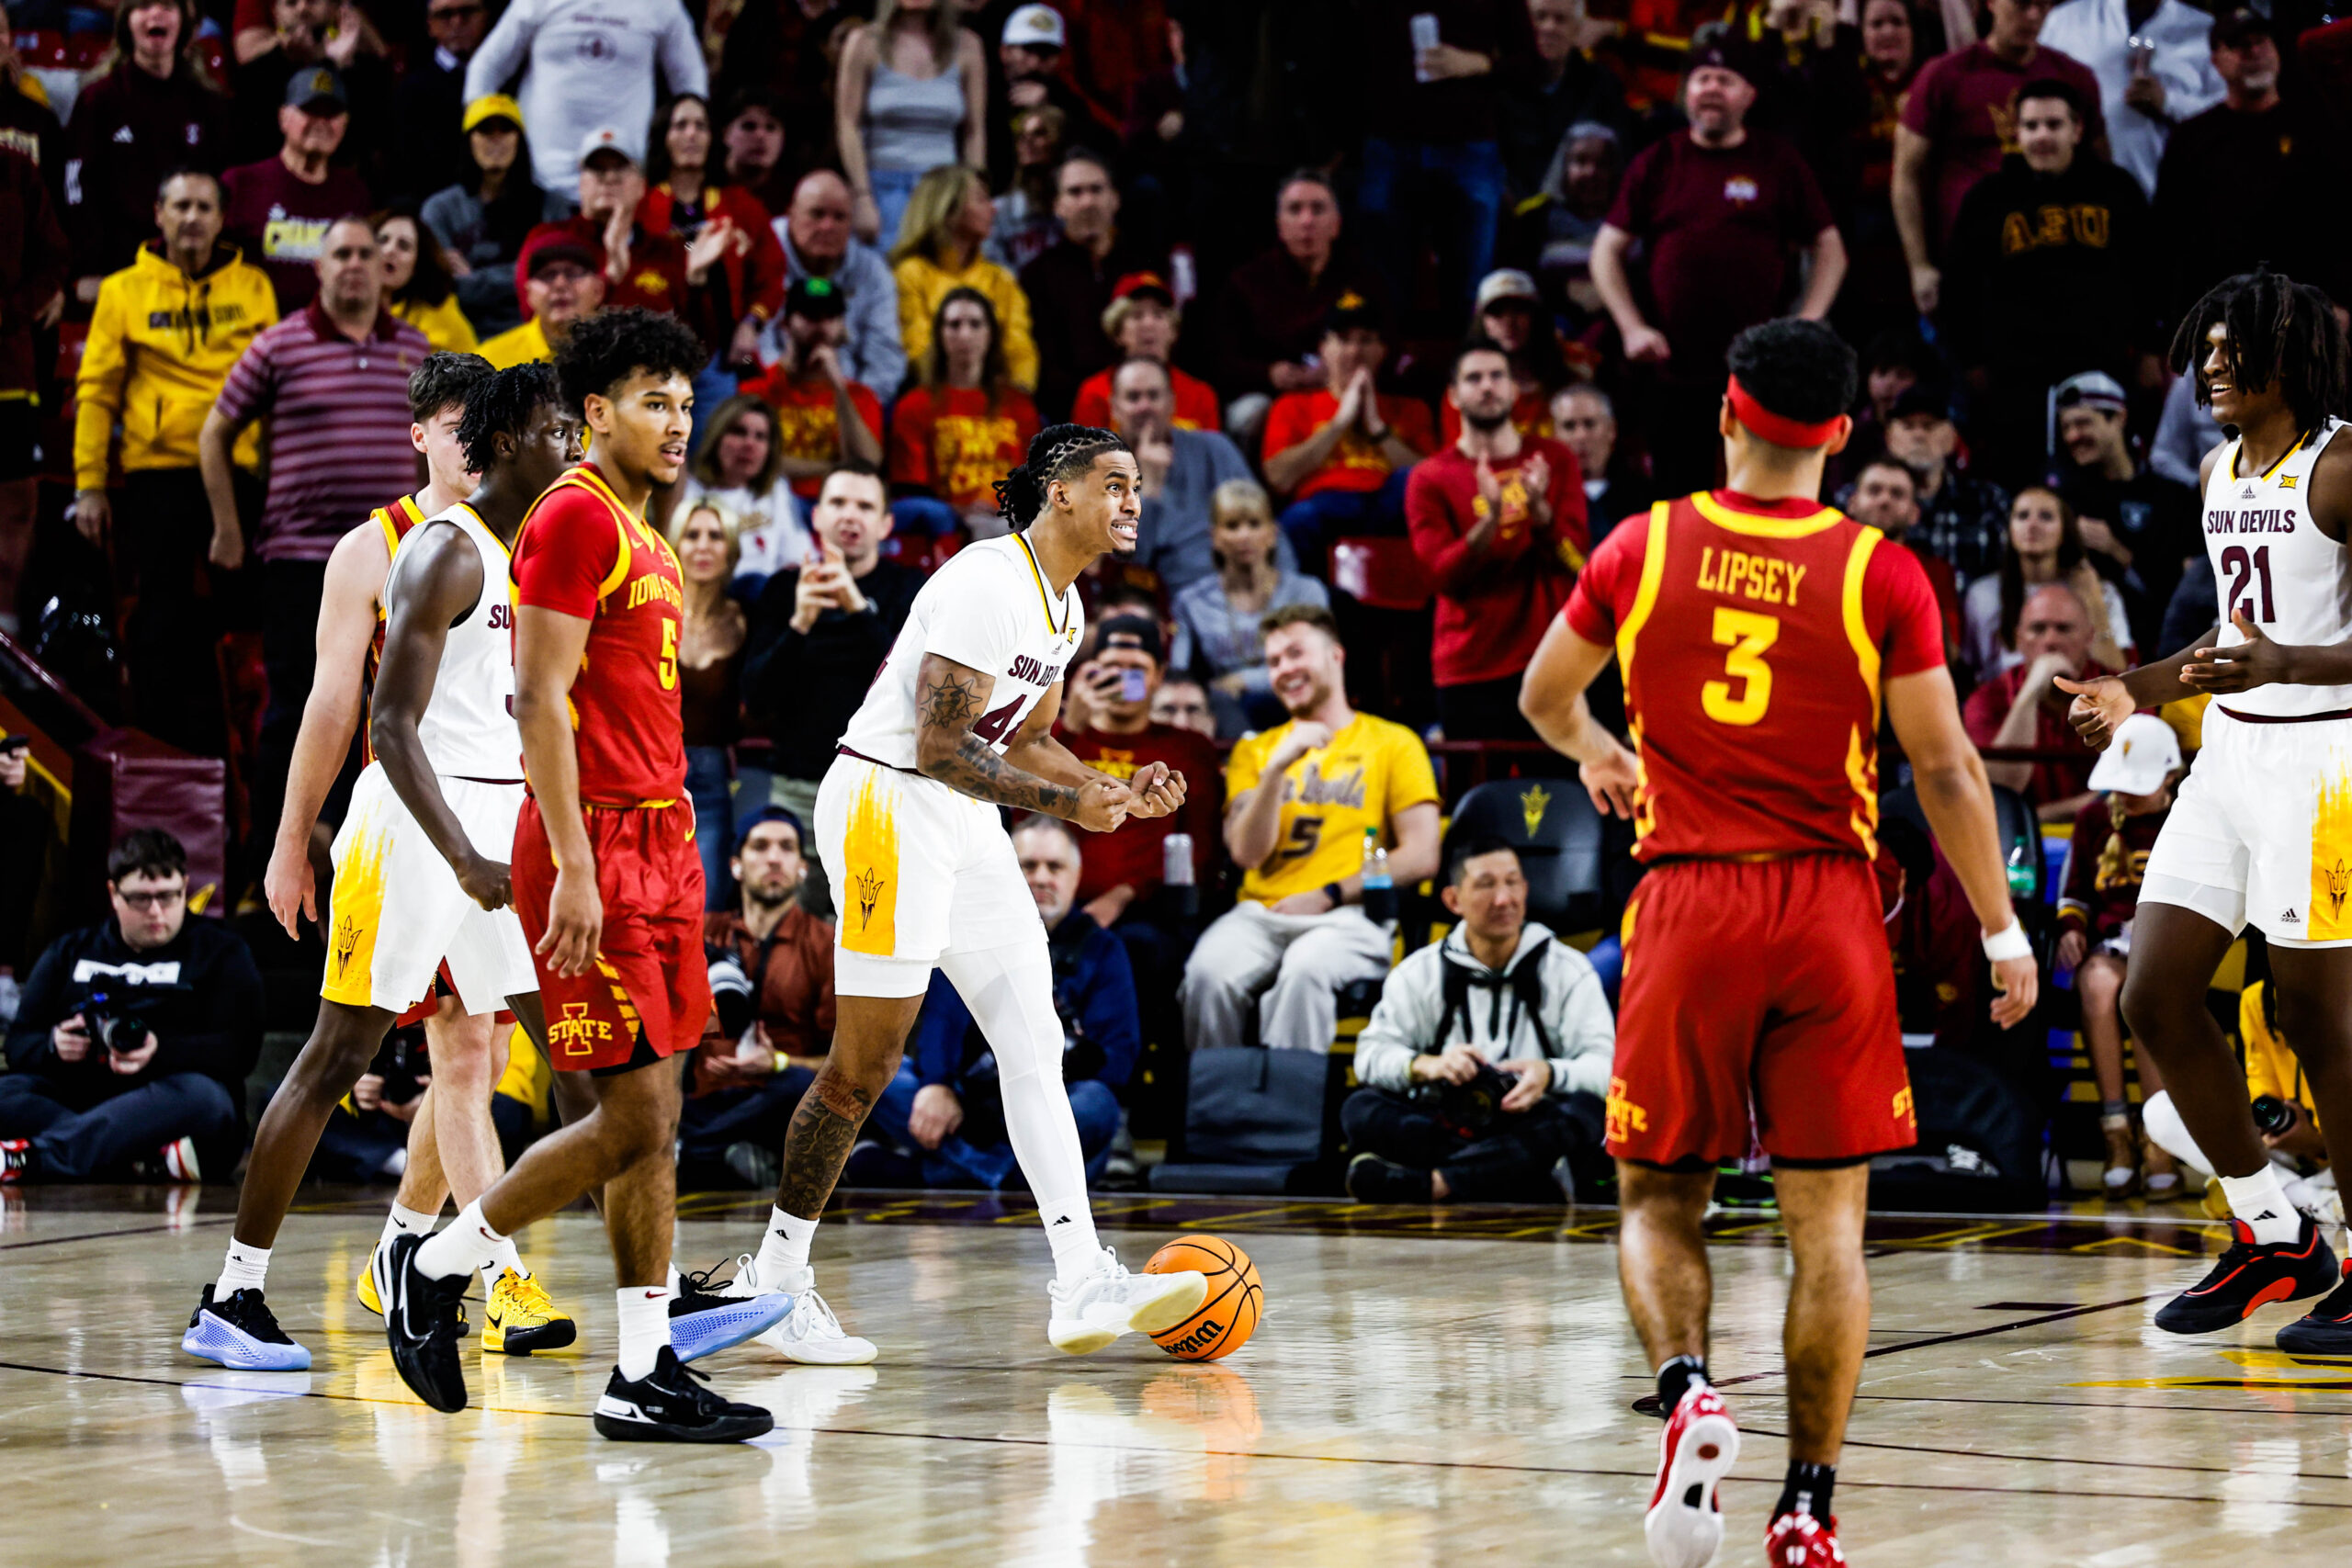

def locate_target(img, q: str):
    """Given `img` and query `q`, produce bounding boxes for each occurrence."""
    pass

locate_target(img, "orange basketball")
[1144,1235,1262,1361]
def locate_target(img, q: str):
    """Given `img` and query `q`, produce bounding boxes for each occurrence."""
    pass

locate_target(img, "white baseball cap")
[2086,712,2183,796]
[578,125,640,167]
[1003,4,1067,49]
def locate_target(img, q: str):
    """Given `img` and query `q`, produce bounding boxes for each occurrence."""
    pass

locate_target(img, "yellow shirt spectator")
[74,241,277,488]
[480,315,552,369]
[1227,713,1440,906]
[392,292,481,355]
[2240,980,2321,1136]
[894,252,1038,393]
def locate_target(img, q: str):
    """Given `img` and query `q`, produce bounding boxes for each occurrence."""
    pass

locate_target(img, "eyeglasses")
[115,887,187,910]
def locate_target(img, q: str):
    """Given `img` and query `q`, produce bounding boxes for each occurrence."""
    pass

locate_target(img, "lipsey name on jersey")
[1006,655,1064,687]
[1696,546,1807,605]
[2204,507,2297,535]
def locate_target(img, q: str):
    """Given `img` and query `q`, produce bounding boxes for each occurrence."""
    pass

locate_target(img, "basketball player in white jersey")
[711,426,1210,1357]
[2063,269,2352,1350]
[257,352,576,1348]
[182,366,580,1371]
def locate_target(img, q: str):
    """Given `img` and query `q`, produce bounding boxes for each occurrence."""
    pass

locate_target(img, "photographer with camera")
[0,830,265,1182]
[1343,839,1615,1204]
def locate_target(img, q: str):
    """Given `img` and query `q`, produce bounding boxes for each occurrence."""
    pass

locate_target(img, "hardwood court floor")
[3,1186,2349,1566]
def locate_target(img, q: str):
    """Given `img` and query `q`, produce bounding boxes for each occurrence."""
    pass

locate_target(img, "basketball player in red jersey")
[376,310,785,1441]
[1521,320,2040,1568]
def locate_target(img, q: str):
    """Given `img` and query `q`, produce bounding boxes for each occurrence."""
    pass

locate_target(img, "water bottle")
[1409,12,1441,81]
[2004,837,2037,898]
[1163,831,1198,919]
[1361,828,1396,923]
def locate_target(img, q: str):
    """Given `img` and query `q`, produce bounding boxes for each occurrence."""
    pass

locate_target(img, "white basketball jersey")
[838,533,1086,772]
[381,502,524,778]
[2200,417,2352,717]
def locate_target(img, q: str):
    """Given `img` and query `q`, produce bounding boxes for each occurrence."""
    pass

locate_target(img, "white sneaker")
[1046,1247,1208,1356]
[718,1254,879,1366]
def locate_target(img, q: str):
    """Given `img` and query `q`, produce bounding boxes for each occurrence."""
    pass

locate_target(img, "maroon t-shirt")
[1605,129,1835,381]
[1051,721,1224,907]
[1898,41,2106,250]
[220,156,376,310]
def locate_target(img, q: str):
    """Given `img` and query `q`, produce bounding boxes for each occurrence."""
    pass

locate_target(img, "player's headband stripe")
[1726,375,1840,450]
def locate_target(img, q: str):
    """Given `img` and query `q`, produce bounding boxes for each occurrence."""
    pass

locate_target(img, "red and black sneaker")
[0,1138,28,1182]
[1644,1382,1740,1568]
[1765,1512,1847,1566]
[2154,1213,2338,1335]
[2277,1260,2352,1355]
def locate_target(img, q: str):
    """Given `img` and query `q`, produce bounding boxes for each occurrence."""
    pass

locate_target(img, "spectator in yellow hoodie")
[72,167,277,758]
[890,163,1036,393]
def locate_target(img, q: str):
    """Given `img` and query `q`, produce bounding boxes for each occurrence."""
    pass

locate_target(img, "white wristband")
[1981,921,2030,963]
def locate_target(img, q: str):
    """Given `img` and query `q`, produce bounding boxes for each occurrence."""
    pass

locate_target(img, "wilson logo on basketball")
[1164,1318,1227,1357]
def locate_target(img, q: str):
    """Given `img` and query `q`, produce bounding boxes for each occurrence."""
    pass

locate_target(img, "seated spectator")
[739,277,885,519]
[1407,341,1589,741]
[679,393,815,591]
[988,4,1117,191]
[1180,605,1441,1054]
[718,87,796,220]
[1171,480,1331,738]
[421,94,568,341]
[533,127,718,333]
[2052,369,2199,651]
[671,499,748,908]
[1070,271,1220,432]
[989,104,1069,274]
[220,64,375,309]
[1962,580,2113,821]
[1112,357,1257,594]
[1939,76,2154,486]
[1826,326,1935,491]
[0,830,264,1182]
[1150,676,1217,739]
[641,91,788,372]
[2150,365,2226,491]
[1844,457,1962,662]
[74,169,277,760]
[1962,486,2132,683]
[228,0,390,167]
[679,808,834,1188]
[1261,295,1435,567]
[860,815,1135,1189]
[888,287,1042,538]
[478,226,606,367]
[761,169,906,396]
[376,205,478,353]
[1549,383,1652,545]
[1883,383,2011,592]
[1216,172,1385,437]
[1439,271,1567,444]
[1020,147,1158,421]
[742,466,925,910]
[891,164,1038,392]
[1343,839,1613,1204]
[2054,712,2184,1200]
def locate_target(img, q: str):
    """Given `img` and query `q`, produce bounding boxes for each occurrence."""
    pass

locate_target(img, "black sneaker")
[2277,1261,2352,1354]
[1346,1152,1434,1204]
[593,1346,775,1442]
[377,1232,470,1412]
[2154,1214,2339,1335]
[181,1284,312,1371]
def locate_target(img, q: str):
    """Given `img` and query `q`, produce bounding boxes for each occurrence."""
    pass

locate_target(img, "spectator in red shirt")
[1894,0,2105,315]
[1069,271,1221,433]
[1406,342,1589,740]
[642,92,788,370]
[521,127,721,344]
[1018,148,1162,422]
[1590,29,1845,491]
[219,64,375,310]
[887,286,1042,537]
[1962,580,2114,821]
[1438,269,1568,444]
[1261,293,1436,569]
[1214,171,1386,438]
[739,276,884,505]
[1843,456,1962,666]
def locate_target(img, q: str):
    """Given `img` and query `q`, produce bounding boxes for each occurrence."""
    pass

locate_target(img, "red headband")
[1726,375,1841,449]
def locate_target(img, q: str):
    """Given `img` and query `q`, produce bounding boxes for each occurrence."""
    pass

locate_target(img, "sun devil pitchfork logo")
[1521,783,1551,838]
[333,915,360,976]
[853,867,887,931]
[2328,859,2350,918]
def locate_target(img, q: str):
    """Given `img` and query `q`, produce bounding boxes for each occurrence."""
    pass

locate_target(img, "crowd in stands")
[1,0,2344,1213]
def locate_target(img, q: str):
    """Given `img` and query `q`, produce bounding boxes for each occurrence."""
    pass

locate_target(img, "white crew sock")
[379,1201,439,1258]
[2220,1164,2302,1245]
[414,1201,508,1281]
[753,1208,818,1284]
[667,1260,682,1294]
[616,1287,672,1381]
[215,1240,271,1298]
[481,1235,526,1288]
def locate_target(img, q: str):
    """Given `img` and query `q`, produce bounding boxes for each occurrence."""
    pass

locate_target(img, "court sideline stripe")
[1709,1292,2161,1388]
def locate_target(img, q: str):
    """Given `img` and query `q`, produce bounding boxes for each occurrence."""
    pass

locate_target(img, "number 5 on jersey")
[1702,607,1779,726]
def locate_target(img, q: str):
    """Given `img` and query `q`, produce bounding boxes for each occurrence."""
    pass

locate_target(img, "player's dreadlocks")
[2171,267,2349,433]
[455,361,560,474]
[992,423,1131,532]
[552,306,707,415]
[1724,318,1857,428]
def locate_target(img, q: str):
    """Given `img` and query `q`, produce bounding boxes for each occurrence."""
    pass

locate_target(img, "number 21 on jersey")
[2220,544,2276,623]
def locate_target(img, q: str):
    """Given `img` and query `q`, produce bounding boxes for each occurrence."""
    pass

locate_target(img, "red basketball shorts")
[1607,852,1915,1168]
[514,796,710,1073]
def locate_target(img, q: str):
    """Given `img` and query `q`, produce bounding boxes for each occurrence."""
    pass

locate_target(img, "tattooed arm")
[913,654,1131,830]
[1003,682,1190,820]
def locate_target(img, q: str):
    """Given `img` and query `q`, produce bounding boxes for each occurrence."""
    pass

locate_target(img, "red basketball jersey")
[510,463,689,807]
[1562,491,1944,862]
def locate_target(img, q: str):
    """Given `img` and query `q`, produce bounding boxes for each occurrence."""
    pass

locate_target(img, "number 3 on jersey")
[1702,607,1779,726]
[2220,544,2277,624]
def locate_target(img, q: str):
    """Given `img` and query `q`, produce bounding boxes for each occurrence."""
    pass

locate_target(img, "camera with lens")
[708,950,755,1042]
[81,988,161,1058]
